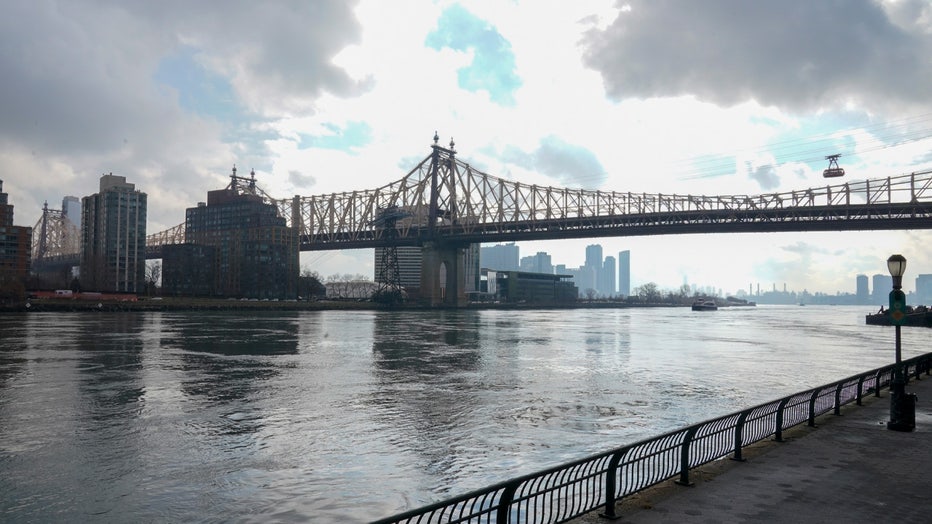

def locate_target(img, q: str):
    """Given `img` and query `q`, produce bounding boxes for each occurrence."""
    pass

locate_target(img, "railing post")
[495,481,519,523]
[875,370,882,397]
[856,375,865,406]
[600,449,627,520]
[834,383,844,415]
[676,427,700,486]
[808,389,820,426]
[774,397,791,442]
[732,411,749,462]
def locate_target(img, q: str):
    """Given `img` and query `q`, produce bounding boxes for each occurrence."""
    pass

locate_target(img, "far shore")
[0,296,715,313]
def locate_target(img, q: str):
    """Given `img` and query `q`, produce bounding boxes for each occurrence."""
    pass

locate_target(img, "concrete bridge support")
[419,241,467,307]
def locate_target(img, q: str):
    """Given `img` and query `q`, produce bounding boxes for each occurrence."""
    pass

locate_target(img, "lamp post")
[886,254,914,432]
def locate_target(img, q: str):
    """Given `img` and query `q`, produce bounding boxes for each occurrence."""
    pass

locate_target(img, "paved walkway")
[574,372,932,524]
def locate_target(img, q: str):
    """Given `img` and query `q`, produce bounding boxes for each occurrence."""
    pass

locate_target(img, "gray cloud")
[747,163,779,191]
[288,170,317,190]
[502,136,607,187]
[0,1,365,227]
[582,0,932,113]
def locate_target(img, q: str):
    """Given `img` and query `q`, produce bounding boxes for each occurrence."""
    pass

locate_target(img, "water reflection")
[75,313,147,420]
[0,313,29,389]
[371,310,487,489]
[161,312,300,435]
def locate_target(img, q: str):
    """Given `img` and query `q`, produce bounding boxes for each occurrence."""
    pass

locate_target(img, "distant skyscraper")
[871,273,891,304]
[62,196,81,226]
[585,244,603,269]
[601,255,616,296]
[618,250,631,296]
[916,274,932,305]
[519,251,553,274]
[480,243,519,271]
[80,174,147,293]
[856,274,869,303]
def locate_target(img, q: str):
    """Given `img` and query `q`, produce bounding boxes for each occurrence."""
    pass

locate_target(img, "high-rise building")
[80,174,147,293]
[585,244,603,269]
[480,243,519,271]
[520,251,553,274]
[169,169,298,299]
[375,243,482,293]
[601,255,616,296]
[61,195,81,256]
[856,274,869,303]
[618,250,631,297]
[916,274,932,305]
[871,273,891,304]
[0,179,32,298]
[62,196,81,226]
[374,245,423,289]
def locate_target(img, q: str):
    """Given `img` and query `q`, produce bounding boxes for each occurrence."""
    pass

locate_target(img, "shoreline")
[0,298,731,313]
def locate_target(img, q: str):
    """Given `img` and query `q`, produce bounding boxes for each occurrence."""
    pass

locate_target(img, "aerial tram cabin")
[823,154,845,178]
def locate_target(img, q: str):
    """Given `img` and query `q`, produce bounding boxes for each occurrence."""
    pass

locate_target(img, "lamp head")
[887,254,907,289]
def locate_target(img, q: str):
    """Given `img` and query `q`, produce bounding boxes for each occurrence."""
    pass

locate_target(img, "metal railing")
[372,352,932,524]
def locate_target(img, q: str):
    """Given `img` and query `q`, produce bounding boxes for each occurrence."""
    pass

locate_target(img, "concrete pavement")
[575,372,932,523]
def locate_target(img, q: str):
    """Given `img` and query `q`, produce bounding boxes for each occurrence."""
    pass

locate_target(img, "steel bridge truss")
[32,202,80,261]
[274,149,932,250]
[146,145,932,251]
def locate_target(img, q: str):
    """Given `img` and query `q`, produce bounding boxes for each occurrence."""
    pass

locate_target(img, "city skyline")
[2,2,931,295]
[480,242,932,298]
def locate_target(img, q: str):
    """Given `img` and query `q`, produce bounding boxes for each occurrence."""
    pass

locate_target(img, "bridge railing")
[371,352,932,524]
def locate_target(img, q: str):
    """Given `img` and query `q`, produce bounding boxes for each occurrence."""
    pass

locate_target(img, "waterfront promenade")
[575,373,932,523]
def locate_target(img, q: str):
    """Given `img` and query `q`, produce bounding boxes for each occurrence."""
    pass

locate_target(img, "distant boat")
[691,300,718,311]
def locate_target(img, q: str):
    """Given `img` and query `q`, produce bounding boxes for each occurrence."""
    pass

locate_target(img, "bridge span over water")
[37,138,932,305]
[146,139,932,305]
[148,140,932,250]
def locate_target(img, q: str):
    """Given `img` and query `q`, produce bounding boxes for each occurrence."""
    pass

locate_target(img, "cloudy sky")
[3,0,932,295]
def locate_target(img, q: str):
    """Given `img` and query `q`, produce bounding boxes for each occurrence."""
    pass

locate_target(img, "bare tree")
[145,260,161,296]
[636,282,661,303]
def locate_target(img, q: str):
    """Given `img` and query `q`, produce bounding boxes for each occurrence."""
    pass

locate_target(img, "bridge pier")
[419,241,467,307]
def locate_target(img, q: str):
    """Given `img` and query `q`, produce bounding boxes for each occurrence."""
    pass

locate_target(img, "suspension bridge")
[32,135,932,305]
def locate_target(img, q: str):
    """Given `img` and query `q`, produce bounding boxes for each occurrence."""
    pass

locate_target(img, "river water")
[0,306,919,522]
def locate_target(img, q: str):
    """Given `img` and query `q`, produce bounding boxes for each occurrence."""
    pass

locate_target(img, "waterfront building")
[871,273,891,304]
[480,268,577,303]
[480,243,519,271]
[916,274,932,305]
[618,250,630,297]
[161,244,216,296]
[856,274,869,303]
[375,243,482,296]
[374,245,423,291]
[0,179,32,299]
[80,174,147,293]
[165,167,298,299]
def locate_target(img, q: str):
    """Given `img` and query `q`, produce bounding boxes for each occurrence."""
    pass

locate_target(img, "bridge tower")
[372,206,411,304]
[420,133,469,307]
[32,201,79,262]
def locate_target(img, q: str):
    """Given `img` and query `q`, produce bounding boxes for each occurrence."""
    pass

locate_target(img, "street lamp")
[886,254,914,432]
